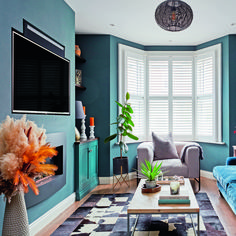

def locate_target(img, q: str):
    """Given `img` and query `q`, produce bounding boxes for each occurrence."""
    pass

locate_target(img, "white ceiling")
[65,0,236,46]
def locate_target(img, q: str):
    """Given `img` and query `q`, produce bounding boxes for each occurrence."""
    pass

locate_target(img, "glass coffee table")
[127,178,200,235]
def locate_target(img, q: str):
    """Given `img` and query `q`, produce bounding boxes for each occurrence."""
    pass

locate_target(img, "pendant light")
[155,0,193,32]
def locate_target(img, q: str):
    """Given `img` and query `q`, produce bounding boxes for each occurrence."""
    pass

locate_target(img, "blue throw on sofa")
[213,157,236,214]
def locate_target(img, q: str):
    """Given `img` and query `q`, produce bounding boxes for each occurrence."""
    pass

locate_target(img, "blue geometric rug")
[51,192,226,236]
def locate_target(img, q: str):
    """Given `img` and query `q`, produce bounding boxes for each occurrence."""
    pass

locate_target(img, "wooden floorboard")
[36,177,236,236]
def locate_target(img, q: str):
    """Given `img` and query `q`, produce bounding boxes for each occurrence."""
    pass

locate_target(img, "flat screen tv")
[12,30,70,115]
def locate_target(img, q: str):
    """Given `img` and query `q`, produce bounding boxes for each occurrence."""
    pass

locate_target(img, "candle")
[83,106,85,115]
[90,117,94,126]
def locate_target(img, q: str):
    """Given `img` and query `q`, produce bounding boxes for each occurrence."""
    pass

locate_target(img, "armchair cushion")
[152,132,179,161]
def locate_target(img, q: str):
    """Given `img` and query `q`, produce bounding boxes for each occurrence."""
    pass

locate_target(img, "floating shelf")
[75,54,86,63]
[75,84,86,90]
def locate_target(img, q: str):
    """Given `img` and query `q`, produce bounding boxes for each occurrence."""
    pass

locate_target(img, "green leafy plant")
[139,159,162,181]
[104,92,138,158]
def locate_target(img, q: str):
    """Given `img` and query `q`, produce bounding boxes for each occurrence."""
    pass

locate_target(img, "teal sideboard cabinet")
[74,138,99,200]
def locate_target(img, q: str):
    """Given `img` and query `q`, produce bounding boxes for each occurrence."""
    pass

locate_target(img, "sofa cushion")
[152,132,179,161]
[153,159,188,177]
[213,166,236,191]
[225,182,236,206]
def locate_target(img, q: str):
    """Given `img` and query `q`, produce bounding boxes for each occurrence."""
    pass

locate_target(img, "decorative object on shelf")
[90,117,94,126]
[80,117,87,141]
[137,159,162,189]
[89,117,95,139]
[75,101,87,141]
[0,115,58,236]
[155,0,193,32]
[89,126,95,139]
[75,69,82,86]
[170,181,180,195]
[75,127,80,141]
[104,92,139,189]
[75,45,81,56]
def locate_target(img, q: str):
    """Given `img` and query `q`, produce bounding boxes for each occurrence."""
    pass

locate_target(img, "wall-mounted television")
[12,30,70,115]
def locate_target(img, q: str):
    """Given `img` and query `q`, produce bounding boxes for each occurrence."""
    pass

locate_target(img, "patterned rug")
[52,192,226,236]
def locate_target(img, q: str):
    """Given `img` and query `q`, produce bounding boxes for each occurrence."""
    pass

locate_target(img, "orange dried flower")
[0,115,58,201]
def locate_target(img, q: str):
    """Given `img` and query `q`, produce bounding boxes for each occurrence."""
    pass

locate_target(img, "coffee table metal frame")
[127,178,200,236]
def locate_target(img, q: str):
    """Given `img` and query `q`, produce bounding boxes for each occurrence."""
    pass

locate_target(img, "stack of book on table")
[158,188,190,204]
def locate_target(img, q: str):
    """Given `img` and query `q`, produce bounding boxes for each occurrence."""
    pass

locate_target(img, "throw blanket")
[180,143,204,163]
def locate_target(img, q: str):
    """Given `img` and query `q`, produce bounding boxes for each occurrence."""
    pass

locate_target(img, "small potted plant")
[139,159,162,188]
[104,92,138,176]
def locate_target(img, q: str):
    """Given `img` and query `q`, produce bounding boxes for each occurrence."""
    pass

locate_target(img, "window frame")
[118,43,222,143]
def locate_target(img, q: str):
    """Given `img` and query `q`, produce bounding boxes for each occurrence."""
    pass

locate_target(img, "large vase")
[2,191,30,236]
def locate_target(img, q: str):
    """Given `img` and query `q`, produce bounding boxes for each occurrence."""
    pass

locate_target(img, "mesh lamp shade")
[75,101,85,119]
[155,0,193,32]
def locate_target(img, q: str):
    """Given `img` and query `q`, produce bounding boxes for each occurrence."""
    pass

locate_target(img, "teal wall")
[75,35,144,177]
[75,35,111,177]
[0,0,75,232]
[76,33,234,176]
[228,35,236,153]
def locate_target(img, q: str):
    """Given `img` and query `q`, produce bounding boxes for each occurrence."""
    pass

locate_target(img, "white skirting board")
[29,192,76,236]
[200,170,214,179]
[99,171,137,185]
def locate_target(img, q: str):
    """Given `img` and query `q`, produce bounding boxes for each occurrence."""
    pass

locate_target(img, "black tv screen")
[12,30,70,115]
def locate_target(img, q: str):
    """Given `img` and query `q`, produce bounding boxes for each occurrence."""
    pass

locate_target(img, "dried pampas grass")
[0,115,57,200]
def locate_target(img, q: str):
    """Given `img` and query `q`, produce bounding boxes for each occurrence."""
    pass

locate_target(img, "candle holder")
[89,126,95,139]
[80,115,87,141]
[170,181,180,195]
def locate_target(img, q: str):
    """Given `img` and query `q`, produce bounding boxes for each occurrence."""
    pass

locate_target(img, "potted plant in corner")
[138,159,162,189]
[104,92,138,183]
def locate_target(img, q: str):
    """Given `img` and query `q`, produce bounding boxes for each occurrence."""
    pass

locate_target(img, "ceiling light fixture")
[155,0,193,32]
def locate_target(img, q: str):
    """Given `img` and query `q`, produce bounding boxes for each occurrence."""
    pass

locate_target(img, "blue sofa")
[213,157,236,214]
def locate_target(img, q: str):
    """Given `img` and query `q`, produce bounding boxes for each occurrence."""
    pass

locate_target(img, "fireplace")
[25,132,66,208]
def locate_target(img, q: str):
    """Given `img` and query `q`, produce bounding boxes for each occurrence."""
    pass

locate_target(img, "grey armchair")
[137,141,201,190]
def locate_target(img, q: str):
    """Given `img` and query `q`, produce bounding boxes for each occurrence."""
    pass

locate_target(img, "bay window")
[119,44,221,143]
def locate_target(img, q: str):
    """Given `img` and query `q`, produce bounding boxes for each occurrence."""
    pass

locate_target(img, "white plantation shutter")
[196,54,214,140]
[148,56,193,139]
[173,100,192,136]
[196,98,213,137]
[148,57,169,137]
[119,44,221,143]
[172,59,193,138]
[172,60,192,96]
[126,55,145,97]
[149,100,169,135]
[129,98,145,139]
[124,50,145,141]
[149,59,169,96]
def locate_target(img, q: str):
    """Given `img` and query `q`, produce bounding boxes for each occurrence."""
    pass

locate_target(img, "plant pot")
[113,156,128,175]
[145,179,157,189]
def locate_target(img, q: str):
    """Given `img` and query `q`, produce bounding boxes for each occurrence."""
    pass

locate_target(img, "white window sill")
[115,140,226,145]
[194,140,225,145]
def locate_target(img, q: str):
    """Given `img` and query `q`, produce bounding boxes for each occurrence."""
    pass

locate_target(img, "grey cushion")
[152,132,179,160]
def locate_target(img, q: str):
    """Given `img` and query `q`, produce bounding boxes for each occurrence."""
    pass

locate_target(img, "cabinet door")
[79,143,89,186]
[88,141,98,179]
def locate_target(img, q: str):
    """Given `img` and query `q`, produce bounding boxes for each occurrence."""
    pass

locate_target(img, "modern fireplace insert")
[24,132,66,208]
